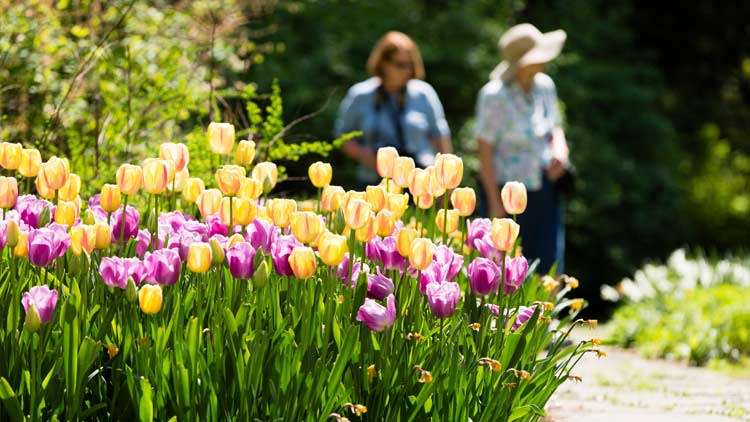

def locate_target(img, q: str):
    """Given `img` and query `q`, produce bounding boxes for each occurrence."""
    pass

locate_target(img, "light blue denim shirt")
[475,73,562,191]
[335,77,450,183]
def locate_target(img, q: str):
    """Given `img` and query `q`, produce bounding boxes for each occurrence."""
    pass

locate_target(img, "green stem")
[229,195,234,235]
[119,195,129,252]
[441,190,449,244]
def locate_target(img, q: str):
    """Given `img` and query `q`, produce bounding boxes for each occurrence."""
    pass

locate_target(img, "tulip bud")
[159,142,190,172]
[332,207,346,234]
[147,208,157,234]
[58,173,81,202]
[183,177,205,204]
[138,284,163,315]
[254,260,270,288]
[94,222,111,250]
[125,278,138,303]
[55,200,77,227]
[14,231,29,257]
[385,192,409,219]
[187,242,213,273]
[436,209,459,234]
[37,205,51,228]
[100,184,121,213]
[290,211,324,244]
[251,162,278,193]
[0,176,19,209]
[308,161,333,188]
[238,177,262,201]
[365,185,386,212]
[321,185,345,212]
[209,237,226,265]
[24,303,42,332]
[0,142,22,170]
[435,153,464,190]
[6,219,19,247]
[18,148,42,178]
[409,238,435,270]
[426,165,446,197]
[235,139,256,166]
[317,231,348,266]
[288,246,317,279]
[216,165,245,196]
[70,224,96,256]
[355,213,378,242]
[268,198,297,228]
[344,198,371,230]
[142,159,170,194]
[116,164,143,196]
[501,181,528,215]
[491,218,521,252]
[451,187,476,217]
[396,227,417,257]
[208,122,235,155]
[416,193,434,209]
[392,157,415,188]
[376,147,399,178]
[375,209,396,237]
[197,189,222,217]
[407,167,429,198]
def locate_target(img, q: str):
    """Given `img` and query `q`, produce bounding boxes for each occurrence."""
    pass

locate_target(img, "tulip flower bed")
[0,131,596,421]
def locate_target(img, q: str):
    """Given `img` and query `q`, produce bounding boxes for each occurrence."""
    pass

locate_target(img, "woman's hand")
[489,202,507,219]
[342,140,377,170]
[545,157,567,181]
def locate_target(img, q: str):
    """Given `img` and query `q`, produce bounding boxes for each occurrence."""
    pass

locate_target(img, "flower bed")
[0,132,596,421]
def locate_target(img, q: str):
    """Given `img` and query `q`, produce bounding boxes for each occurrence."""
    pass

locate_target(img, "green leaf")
[139,378,153,422]
[0,377,24,422]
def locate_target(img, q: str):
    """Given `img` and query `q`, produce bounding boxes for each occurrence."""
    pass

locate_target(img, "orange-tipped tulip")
[0,142,22,170]
[426,165,446,197]
[268,198,297,228]
[375,209,396,237]
[94,222,111,250]
[14,231,29,257]
[252,162,278,193]
[35,176,54,199]
[355,213,378,242]
[238,177,262,201]
[142,159,170,194]
[70,224,96,256]
[318,231,348,266]
[236,139,256,166]
[216,165,245,196]
[436,209,459,234]
[408,167,430,198]
[138,284,163,315]
[392,157,415,188]
[435,153,463,190]
[187,242,213,273]
[288,246,317,279]
[491,218,520,252]
[321,185,345,212]
[183,177,205,204]
[416,193,434,209]
[55,200,78,226]
[308,161,333,188]
[409,238,435,270]
[342,190,366,212]
[159,142,189,172]
[501,181,528,215]
[376,147,399,178]
[344,198,371,230]
[197,188,222,217]
[100,184,121,213]
[385,192,409,219]
[365,185,386,212]
[38,156,70,191]
[451,187,476,217]
[396,227,418,257]
[290,211,324,244]
[208,122,235,155]
[116,164,143,196]
[0,176,19,209]
[18,148,41,178]
[58,173,81,202]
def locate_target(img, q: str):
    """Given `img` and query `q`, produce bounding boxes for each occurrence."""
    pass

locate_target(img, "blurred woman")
[335,31,452,186]
[475,23,571,274]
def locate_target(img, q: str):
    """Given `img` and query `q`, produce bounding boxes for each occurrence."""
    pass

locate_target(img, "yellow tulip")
[365,185,386,212]
[70,224,97,256]
[116,164,143,196]
[187,242,213,273]
[168,168,189,192]
[491,218,521,252]
[267,198,297,228]
[0,142,22,170]
[256,205,272,223]
[392,156,415,188]
[385,192,409,219]
[501,181,528,215]
[344,198,371,230]
[220,197,256,226]
[54,201,77,226]
[297,200,315,212]
[321,185,345,212]
[396,227,418,257]
[0,176,19,209]
[236,139,256,166]
[251,162,278,192]
[18,148,41,178]
[138,284,163,315]
[197,189,223,217]
[94,222,111,250]
[159,142,190,172]
[290,211,324,244]
[58,173,81,202]
[288,246,317,279]
[38,156,70,191]
[6,219,18,247]
[317,231,348,266]
[238,177,263,201]
[226,233,246,250]
[409,238,435,270]
[142,159,170,194]
[216,165,245,196]
[451,187,476,217]
[183,177,205,204]
[376,146,399,178]
[426,165,446,197]
[14,231,29,257]
[435,209,459,234]
[342,190,366,213]
[375,209,396,237]
[355,213,378,242]
[308,161,333,188]
[435,153,463,190]
[207,122,235,155]
[407,167,430,198]
[379,177,402,194]
[99,184,121,213]
[416,193,434,209]
[35,176,54,199]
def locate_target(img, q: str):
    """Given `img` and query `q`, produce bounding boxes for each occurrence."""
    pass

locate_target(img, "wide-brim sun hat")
[490,23,566,82]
